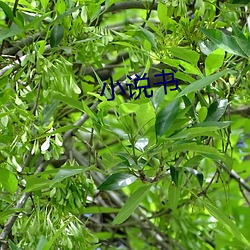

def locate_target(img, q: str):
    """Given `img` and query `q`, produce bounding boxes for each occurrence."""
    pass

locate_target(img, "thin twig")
[141,0,156,28]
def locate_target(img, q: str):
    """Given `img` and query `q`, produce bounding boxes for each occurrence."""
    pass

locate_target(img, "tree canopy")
[0,0,250,249]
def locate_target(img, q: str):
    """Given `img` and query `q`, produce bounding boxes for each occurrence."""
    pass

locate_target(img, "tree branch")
[219,162,250,193]
[2,32,46,56]
[0,161,49,241]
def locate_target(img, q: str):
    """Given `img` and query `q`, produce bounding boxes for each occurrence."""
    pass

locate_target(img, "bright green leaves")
[157,1,168,24]
[152,86,165,111]
[119,103,140,116]
[137,27,157,49]
[98,172,137,191]
[177,69,230,97]
[200,28,250,58]
[0,168,18,194]
[203,201,250,248]
[155,99,179,137]
[50,24,64,47]
[41,0,49,9]
[168,47,200,66]
[24,176,52,192]
[198,106,208,122]
[50,167,86,186]
[112,185,151,224]
[168,182,180,211]
[0,1,14,22]
[205,49,225,75]
[200,28,246,57]
[54,93,84,112]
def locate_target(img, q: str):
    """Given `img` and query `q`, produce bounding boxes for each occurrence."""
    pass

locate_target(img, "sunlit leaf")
[203,201,250,248]
[98,172,137,191]
[0,1,14,21]
[205,49,225,75]
[0,168,18,194]
[168,182,180,210]
[177,70,231,97]
[112,185,151,224]
[51,166,86,186]
[200,28,247,58]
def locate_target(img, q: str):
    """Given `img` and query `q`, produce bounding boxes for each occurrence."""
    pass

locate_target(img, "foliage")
[1,0,250,249]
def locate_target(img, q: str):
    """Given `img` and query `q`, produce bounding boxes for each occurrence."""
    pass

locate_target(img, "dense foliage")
[1,0,250,249]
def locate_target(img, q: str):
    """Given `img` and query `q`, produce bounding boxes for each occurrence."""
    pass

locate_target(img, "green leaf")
[41,101,60,125]
[157,2,168,24]
[53,92,85,112]
[177,70,230,97]
[24,177,51,192]
[198,106,208,122]
[168,182,180,210]
[9,241,21,250]
[234,36,250,58]
[0,25,23,42]
[203,201,250,248]
[93,69,112,100]
[193,121,231,129]
[170,166,181,186]
[119,103,140,115]
[51,166,86,186]
[0,168,18,194]
[152,86,165,111]
[36,235,48,250]
[0,209,23,223]
[80,206,120,214]
[40,0,49,9]
[50,24,64,47]
[155,98,179,137]
[179,61,202,76]
[231,24,247,40]
[183,155,203,168]
[98,172,137,191]
[181,95,196,119]
[53,5,83,23]
[200,28,247,58]
[170,126,221,139]
[185,167,204,187]
[138,27,157,49]
[42,223,69,250]
[205,99,228,122]
[112,185,151,224]
[205,49,225,75]
[0,1,14,21]
[168,47,200,65]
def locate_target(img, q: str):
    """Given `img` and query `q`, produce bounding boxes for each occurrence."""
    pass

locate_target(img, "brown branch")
[2,32,46,56]
[219,163,250,193]
[0,45,51,78]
